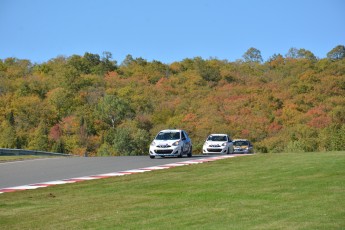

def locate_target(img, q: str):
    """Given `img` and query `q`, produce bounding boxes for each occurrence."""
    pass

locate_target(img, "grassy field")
[0,152,344,229]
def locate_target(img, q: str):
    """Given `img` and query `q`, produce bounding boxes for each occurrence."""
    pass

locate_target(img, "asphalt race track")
[0,155,231,190]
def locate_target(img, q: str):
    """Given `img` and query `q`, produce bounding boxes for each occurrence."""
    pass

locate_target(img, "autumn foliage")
[0,49,344,155]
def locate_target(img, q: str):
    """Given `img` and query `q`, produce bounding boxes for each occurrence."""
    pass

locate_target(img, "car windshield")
[207,135,227,141]
[233,141,249,146]
[155,131,180,140]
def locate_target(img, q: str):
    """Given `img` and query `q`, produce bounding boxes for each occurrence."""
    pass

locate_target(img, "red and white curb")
[0,155,236,194]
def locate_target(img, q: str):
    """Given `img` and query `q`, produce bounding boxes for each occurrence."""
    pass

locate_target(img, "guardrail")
[0,148,72,156]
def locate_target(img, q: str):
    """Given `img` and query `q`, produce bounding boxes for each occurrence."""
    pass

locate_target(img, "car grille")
[157,144,171,148]
[207,148,222,153]
[234,148,247,152]
[155,149,174,154]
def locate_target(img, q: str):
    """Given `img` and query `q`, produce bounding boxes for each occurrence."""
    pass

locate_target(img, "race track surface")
[0,155,247,191]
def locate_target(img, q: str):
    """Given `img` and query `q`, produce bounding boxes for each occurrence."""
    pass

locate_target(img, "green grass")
[0,152,344,229]
[0,155,58,163]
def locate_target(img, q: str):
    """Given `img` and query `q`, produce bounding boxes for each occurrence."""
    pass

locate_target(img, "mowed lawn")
[0,152,344,229]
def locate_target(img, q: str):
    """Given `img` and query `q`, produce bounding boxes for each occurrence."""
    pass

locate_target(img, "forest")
[0,46,344,156]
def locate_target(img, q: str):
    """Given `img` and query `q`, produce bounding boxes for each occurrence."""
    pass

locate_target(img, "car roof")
[160,129,182,132]
[208,134,228,136]
[233,139,249,142]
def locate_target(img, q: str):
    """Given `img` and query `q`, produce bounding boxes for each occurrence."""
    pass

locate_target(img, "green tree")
[28,121,49,151]
[0,120,17,148]
[112,127,133,155]
[47,88,75,119]
[195,58,221,83]
[96,95,133,128]
[111,125,150,156]
[319,124,345,151]
[6,110,15,126]
[243,47,263,63]
[51,139,65,153]
[286,47,299,59]
[121,54,135,67]
[286,48,317,61]
[297,49,317,61]
[99,51,117,73]
[327,45,345,60]
[131,128,151,155]
[3,58,32,78]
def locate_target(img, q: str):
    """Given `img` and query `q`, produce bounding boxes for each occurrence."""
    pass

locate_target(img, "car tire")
[230,146,234,154]
[187,146,192,157]
[150,155,155,159]
[177,148,183,158]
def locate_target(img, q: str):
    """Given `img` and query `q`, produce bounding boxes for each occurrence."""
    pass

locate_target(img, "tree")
[99,51,117,74]
[67,55,88,74]
[286,47,299,59]
[0,120,17,148]
[286,48,317,61]
[46,88,75,119]
[297,49,317,61]
[28,121,49,151]
[3,58,32,78]
[267,53,285,68]
[243,47,263,63]
[327,45,345,60]
[83,52,101,67]
[96,95,133,128]
[110,122,151,156]
[121,54,135,67]
[112,127,133,155]
[195,58,221,83]
[67,52,117,75]
[6,110,15,126]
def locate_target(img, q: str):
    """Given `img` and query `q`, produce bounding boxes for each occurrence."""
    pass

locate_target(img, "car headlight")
[221,142,227,146]
[150,141,156,146]
[172,141,180,146]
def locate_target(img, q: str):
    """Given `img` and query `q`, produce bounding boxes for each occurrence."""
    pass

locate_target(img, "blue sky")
[1,0,344,64]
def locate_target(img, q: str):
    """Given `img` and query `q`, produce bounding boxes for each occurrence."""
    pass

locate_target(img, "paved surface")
[0,155,233,190]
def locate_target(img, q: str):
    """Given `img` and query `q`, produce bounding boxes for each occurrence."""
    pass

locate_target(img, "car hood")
[204,141,227,146]
[153,140,179,146]
[234,145,249,149]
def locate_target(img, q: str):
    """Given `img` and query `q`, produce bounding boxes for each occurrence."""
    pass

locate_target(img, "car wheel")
[187,146,192,157]
[177,148,183,158]
[230,146,234,154]
[150,155,155,159]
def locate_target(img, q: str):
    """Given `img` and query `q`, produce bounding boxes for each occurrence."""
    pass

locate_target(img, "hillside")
[0,50,344,155]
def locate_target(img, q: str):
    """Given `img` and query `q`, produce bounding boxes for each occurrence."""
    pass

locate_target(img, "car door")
[181,131,187,153]
[248,142,253,153]
[181,131,191,153]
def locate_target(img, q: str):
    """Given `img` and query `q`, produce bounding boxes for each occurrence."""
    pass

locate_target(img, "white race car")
[202,134,234,154]
[149,129,192,159]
